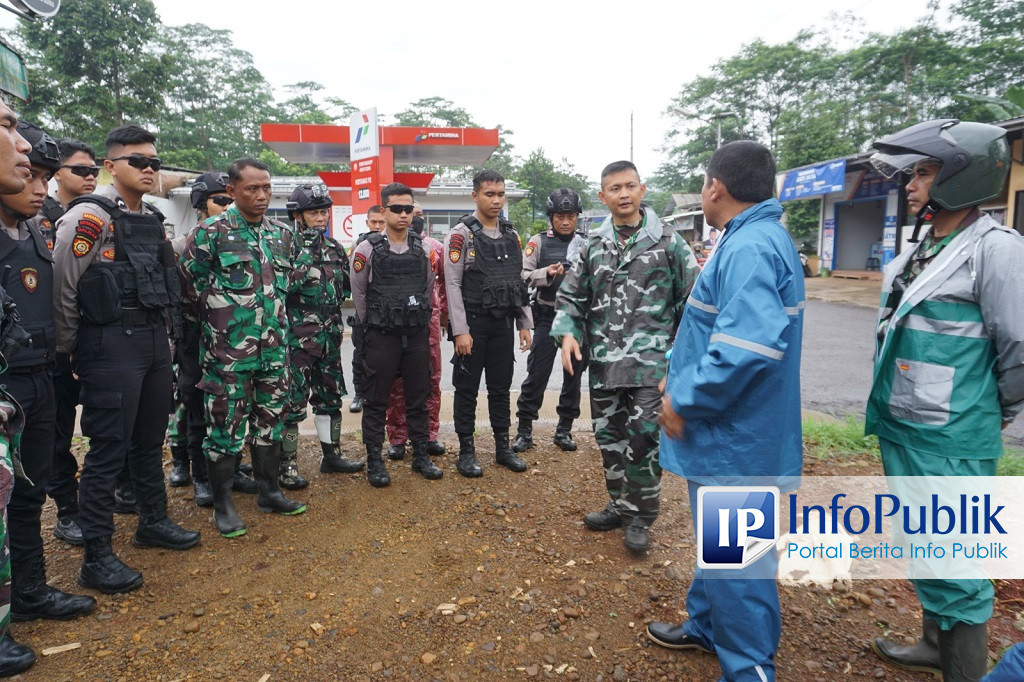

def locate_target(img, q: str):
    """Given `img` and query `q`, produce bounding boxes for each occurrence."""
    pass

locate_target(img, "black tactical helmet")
[16,121,59,177]
[870,119,1010,211]
[190,171,230,209]
[546,188,582,217]
[286,182,332,220]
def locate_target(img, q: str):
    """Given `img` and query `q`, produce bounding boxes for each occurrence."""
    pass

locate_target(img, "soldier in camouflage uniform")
[182,158,306,539]
[551,160,698,553]
[281,183,363,490]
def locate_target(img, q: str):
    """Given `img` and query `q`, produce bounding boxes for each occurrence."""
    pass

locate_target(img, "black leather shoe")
[426,440,446,456]
[456,434,482,478]
[0,632,36,677]
[494,432,526,472]
[386,443,406,461]
[168,445,191,487]
[54,514,84,546]
[320,442,365,473]
[646,622,714,653]
[79,536,143,594]
[411,442,443,480]
[871,619,941,676]
[11,555,96,622]
[193,479,214,508]
[252,444,306,515]
[366,445,391,488]
[114,485,138,514]
[624,522,650,553]
[134,514,201,551]
[583,505,622,531]
[553,430,578,451]
[349,395,364,413]
[511,433,534,453]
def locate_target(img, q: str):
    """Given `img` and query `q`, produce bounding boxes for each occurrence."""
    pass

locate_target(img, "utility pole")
[630,111,634,163]
[710,111,740,149]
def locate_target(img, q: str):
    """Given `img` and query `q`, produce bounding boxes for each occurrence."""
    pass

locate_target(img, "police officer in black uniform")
[512,189,588,453]
[443,170,533,478]
[0,122,96,623]
[349,183,441,487]
[52,125,199,594]
[349,205,385,414]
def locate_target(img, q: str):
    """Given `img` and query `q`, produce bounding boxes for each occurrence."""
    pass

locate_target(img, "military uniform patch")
[75,218,102,242]
[449,249,461,263]
[449,233,464,252]
[102,248,115,261]
[46,240,53,251]
[72,236,92,257]
[353,252,366,272]
[525,240,536,257]
[20,267,37,293]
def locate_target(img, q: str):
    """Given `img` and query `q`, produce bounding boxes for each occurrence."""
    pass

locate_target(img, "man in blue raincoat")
[647,141,805,682]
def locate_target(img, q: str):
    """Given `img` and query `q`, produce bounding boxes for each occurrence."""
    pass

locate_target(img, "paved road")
[333,301,1022,446]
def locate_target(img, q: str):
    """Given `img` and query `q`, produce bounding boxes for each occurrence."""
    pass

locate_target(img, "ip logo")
[697,487,779,569]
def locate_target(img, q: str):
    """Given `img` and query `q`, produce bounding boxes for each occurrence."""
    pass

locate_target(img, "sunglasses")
[61,164,100,178]
[111,155,162,171]
[209,195,233,207]
[386,204,415,215]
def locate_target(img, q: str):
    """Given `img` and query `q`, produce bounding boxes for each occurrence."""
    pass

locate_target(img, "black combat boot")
[494,431,527,472]
[78,536,143,594]
[207,456,246,538]
[320,441,364,473]
[456,434,482,478]
[52,492,84,547]
[11,555,96,622]
[168,444,191,487]
[252,443,307,515]
[193,478,213,507]
[411,441,443,480]
[133,503,201,551]
[0,632,35,677]
[232,455,258,494]
[113,483,138,514]
[279,424,309,490]
[387,443,407,460]
[426,440,446,456]
[511,419,534,453]
[349,394,364,413]
[938,622,988,682]
[583,502,623,531]
[553,417,578,451]
[365,444,391,488]
[871,619,941,676]
[624,520,651,553]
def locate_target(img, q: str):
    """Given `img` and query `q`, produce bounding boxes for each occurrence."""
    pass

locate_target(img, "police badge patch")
[525,240,536,257]
[353,252,366,272]
[20,267,37,293]
[72,236,92,257]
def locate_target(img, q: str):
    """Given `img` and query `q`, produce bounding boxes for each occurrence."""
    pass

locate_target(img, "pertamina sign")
[350,108,379,161]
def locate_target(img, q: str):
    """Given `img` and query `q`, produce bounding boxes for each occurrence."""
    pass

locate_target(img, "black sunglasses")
[60,164,100,178]
[111,155,162,171]
[387,204,415,215]
[209,195,233,207]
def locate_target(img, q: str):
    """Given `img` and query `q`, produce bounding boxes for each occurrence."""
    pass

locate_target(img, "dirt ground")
[11,428,1023,681]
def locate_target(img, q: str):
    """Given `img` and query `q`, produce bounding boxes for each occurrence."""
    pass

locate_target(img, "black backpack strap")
[143,201,166,224]
[68,193,123,219]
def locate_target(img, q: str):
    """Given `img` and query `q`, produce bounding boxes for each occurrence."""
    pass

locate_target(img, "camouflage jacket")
[287,227,350,353]
[550,208,698,389]
[181,205,304,373]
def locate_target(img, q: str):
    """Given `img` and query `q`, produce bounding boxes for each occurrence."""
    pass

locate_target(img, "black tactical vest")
[365,232,431,332]
[536,231,581,304]
[70,195,179,325]
[460,216,529,317]
[39,196,64,252]
[0,225,54,368]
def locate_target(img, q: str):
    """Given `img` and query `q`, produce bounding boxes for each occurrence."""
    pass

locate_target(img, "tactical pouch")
[77,268,123,325]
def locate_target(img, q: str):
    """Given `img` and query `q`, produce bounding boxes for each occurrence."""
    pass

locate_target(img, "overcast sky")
[4,0,939,181]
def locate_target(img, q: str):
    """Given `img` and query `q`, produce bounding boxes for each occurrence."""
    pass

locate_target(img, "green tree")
[394,96,476,128]
[506,148,591,238]
[18,0,168,148]
[276,81,356,125]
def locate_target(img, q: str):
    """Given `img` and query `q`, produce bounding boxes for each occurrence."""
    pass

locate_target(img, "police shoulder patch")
[102,248,115,261]
[353,252,366,272]
[449,233,464,252]
[72,236,93,257]
[525,240,537,257]
[449,248,461,263]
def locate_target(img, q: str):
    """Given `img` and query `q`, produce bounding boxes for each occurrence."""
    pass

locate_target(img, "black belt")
[290,301,339,317]
[120,308,164,326]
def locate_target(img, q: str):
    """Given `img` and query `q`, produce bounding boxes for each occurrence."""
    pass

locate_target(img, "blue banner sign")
[780,160,847,202]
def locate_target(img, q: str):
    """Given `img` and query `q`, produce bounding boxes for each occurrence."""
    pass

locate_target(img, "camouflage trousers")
[0,394,22,640]
[167,402,188,447]
[387,315,442,443]
[285,339,346,427]
[590,386,662,526]
[199,367,287,462]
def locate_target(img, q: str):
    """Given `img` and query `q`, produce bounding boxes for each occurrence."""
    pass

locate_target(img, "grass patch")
[803,416,880,460]
[998,447,1024,476]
